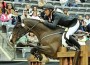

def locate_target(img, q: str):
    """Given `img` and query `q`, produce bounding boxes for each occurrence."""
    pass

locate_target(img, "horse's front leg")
[31,45,55,55]
[39,45,55,54]
[31,45,56,61]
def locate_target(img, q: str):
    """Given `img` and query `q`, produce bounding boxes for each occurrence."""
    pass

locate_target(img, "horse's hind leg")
[63,57,73,65]
[63,58,69,65]
[72,50,80,65]
[69,57,73,65]
[31,45,56,60]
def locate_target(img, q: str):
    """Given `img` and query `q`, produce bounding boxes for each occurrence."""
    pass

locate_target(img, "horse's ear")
[21,19,24,23]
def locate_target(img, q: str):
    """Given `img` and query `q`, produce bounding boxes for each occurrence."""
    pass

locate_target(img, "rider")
[40,4,80,50]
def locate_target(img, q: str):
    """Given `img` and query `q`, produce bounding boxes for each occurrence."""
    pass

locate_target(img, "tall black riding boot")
[69,35,80,50]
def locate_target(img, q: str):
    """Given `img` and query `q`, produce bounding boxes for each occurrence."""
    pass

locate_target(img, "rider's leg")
[69,35,80,50]
[65,20,80,50]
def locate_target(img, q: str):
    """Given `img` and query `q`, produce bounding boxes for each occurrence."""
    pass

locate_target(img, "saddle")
[62,33,75,50]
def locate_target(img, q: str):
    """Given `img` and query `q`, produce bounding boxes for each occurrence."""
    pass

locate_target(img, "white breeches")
[66,20,80,39]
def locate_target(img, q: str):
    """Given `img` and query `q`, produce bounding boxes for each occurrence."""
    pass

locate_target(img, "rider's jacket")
[42,11,78,29]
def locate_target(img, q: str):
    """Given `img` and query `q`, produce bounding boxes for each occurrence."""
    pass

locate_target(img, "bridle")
[21,19,39,32]
[21,20,41,46]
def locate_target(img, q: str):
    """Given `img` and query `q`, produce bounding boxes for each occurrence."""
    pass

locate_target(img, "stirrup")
[67,46,76,51]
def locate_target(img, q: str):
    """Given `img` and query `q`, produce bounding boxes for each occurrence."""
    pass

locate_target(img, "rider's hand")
[40,19,45,23]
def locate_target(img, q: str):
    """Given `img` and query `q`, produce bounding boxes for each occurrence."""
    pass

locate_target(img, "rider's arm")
[43,14,60,29]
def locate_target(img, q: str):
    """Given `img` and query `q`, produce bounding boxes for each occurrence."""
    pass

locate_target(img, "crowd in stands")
[16,32,39,47]
[62,8,90,33]
[0,0,90,48]
[78,15,90,32]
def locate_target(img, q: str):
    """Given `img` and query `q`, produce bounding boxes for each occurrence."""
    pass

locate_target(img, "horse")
[10,18,80,65]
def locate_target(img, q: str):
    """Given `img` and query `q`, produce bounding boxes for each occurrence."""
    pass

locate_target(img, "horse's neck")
[25,19,64,41]
[32,28,51,40]
[32,27,64,42]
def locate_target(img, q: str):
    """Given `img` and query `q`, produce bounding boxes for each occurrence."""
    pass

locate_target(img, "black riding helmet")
[43,4,54,11]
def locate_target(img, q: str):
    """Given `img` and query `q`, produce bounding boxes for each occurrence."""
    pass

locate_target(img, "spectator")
[63,9,69,16]
[31,11,40,20]
[67,0,78,7]
[21,10,30,20]
[27,32,39,45]
[0,0,7,13]
[6,4,15,14]
[5,3,15,30]
[24,4,32,15]
[1,0,7,8]
[84,15,90,32]
[6,4,15,18]
[84,15,90,26]
[78,15,86,32]
[0,10,12,23]
[0,10,13,33]
[16,34,28,47]
[30,6,39,16]
[16,32,39,47]
[38,0,46,8]
[12,10,21,25]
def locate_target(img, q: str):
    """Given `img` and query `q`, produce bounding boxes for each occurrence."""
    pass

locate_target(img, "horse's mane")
[23,18,65,32]
[23,18,41,23]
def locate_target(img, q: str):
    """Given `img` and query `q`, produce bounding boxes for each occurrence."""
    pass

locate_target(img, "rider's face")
[44,9,50,16]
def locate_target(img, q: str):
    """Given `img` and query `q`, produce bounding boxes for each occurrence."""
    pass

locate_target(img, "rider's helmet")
[43,4,54,11]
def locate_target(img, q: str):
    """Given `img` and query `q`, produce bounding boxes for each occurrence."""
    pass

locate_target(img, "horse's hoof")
[37,54,43,61]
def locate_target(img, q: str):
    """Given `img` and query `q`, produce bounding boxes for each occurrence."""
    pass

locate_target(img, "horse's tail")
[72,50,80,65]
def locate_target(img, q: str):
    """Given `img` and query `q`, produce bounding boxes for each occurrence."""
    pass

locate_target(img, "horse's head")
[10,18,41,44]
[10,22,27,44]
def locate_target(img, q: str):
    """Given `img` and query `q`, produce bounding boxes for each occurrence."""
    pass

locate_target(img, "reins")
[22,19,39,32]
[22,19,63,43]
[41,32,63,41]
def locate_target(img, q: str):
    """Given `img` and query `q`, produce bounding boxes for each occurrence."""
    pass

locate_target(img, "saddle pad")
[62,32,68,47]
[62,33,86,47]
